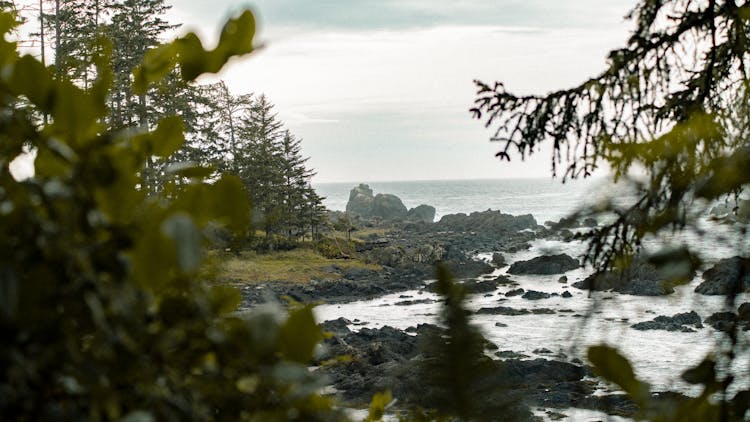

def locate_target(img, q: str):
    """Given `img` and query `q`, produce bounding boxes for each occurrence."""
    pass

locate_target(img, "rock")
[582,217,598,227]
[705,311,737,332]
[505,288,525,297]
[533,347,553,355]
[491,252,507,267]
[695,257,750,295]
[631,311,703,332]
[573,259,677,296]
[395,298,435,306]
[320,317,352,337]
[494,322,508,327]
[561,291,573,298]
[406,204,436,223]
[493,274,517,285]
[436,210,538,234]
[461,278,503,294]
[521,290,551,300]
[444,259,494,279]
[476,306,531,316]
[508,254,580,275]
[738,302,750,321]
[495,350,528,359]
[558,275,568,283]
[345,184,408,220]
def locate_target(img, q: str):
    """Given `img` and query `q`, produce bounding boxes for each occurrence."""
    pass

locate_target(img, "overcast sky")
[22,1,640,183]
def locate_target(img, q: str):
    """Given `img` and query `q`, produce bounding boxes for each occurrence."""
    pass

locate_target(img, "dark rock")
[521,290,551,300]
[738,302,750,321]
[531,308,556,314]
[346,184,408,220]
[406,204,436,223]
[476,306,531,316]
[695,257,750,295]
[494,322,508,327]
[491,252,507,267]
[395,298,435,306]
[561,291,573,298]
[582,217,598,227]
[436,210,538,234]
[558,275,568,283]
[508,254,580,275]
[444,259,494,279]
[505,288,525,297]
[573,259,677,296]
[533,348,553,355]
[462,278,503,294]
[493,274,517,285]
[705,311,739,332]
[631,311,703,332]
[495,350,528,359]
[320,317,352,337]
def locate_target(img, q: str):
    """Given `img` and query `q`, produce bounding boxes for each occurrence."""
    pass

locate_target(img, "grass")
[207,247,381,285]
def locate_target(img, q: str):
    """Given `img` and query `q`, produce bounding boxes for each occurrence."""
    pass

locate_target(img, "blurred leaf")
[210,285,241,314]
[151,116,185,158]
[366,390,393,422]
[279,305,323,363]
[161,213,202,273]
[587,345,651,404]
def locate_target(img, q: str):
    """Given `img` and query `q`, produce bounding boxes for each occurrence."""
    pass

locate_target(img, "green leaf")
[587,345,651,404]
[133,43,179,95]
[11,55,55,111]
[151,116,185,158]
[165,162,215,179]
[279,305,323,363]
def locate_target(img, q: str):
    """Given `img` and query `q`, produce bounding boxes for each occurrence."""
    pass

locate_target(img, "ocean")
[314,177,611,224]
[313,177,750,419]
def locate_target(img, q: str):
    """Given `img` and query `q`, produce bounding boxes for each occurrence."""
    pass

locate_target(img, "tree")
[473,1,750,419]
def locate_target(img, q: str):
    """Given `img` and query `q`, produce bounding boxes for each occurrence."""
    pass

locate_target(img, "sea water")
[313,177,750,420]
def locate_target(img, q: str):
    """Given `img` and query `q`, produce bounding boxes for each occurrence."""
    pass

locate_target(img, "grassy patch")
[208,248,381,285]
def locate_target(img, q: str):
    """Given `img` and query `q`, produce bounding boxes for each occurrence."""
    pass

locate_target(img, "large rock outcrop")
[572,259,680,296]
[507,254,579,275]
[436,210,538,234]
[695,256,750,295]
[345,184,435,221]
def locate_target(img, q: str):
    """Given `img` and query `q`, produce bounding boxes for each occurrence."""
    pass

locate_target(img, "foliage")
[414,265,529,421]
[0,9,343,420]
[473,0,750,419]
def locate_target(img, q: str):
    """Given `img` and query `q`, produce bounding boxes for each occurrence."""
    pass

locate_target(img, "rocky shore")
[236,185,750,421]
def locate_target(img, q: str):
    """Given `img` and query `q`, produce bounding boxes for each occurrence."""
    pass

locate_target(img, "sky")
[12,1,638,183]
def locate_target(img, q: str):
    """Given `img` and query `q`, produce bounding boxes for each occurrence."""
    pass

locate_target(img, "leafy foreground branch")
[474,1,750,420]
[0,9,344,421]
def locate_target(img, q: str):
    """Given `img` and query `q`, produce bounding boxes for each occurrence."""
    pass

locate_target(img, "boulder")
[436,210,538,234]
[631,311,703,332]
[491,252,507,267]
[573,259,676,296]
[521,290,551,300]
[505,288,525,297]
[695,257,750,295]
[345,184,408,220]
[406,204,436,223]
[508,254,580,275]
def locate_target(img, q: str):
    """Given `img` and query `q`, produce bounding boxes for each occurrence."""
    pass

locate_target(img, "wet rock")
[494,322,508,327]
[493,274,518,285]
[558,275,568,283]
[561,291,573,298]
[582,217,598,227]
[631,311,703,332]
[573,259,678,296]
[508,254,580,275]
[495,350,528,359]
[533,348,553,355]
[492,252,507,267]
[695,257,750,295]
[461,278,503,294]
[521,290,551,300]
[320,317,352,337]
[705,312,737,332]
[476,306,531,316]
[395,298,435,306]
[505,288,525,297]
